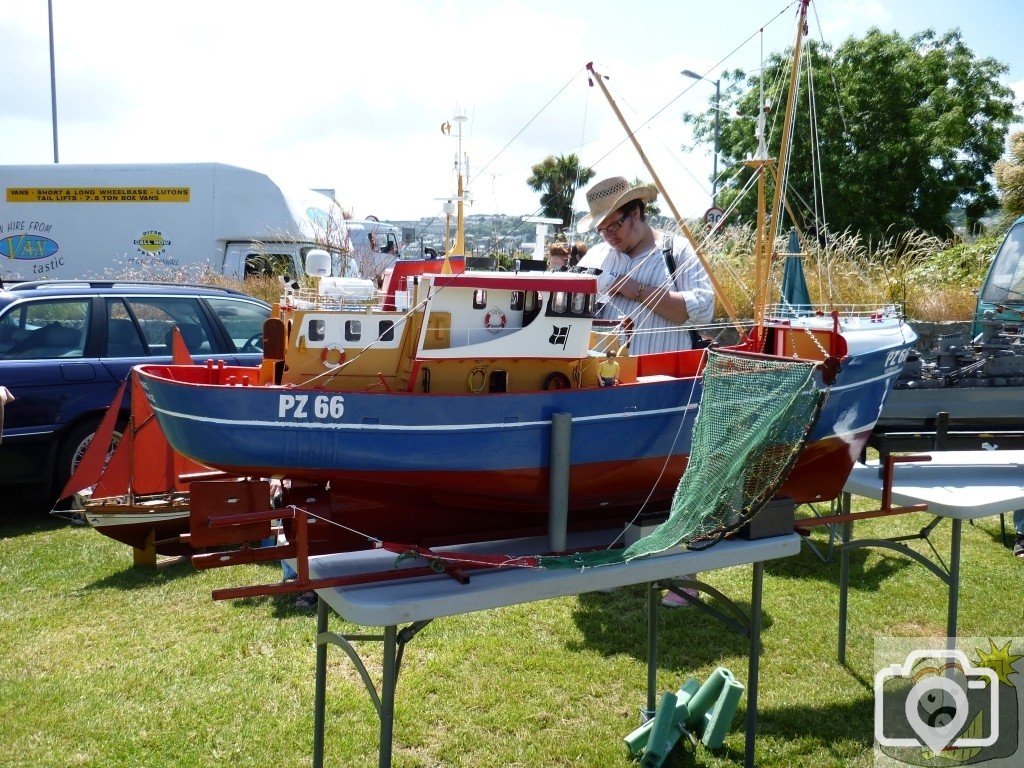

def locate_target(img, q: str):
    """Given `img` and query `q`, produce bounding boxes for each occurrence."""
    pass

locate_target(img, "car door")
[0,296,111,485]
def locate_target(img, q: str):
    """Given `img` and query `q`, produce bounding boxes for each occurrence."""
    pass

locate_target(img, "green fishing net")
[539,350,825,569]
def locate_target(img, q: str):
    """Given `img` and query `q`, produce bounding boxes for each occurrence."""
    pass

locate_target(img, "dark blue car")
[0,280,269,508]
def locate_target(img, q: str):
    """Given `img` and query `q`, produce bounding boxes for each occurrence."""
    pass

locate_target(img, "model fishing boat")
[134,0,914,570]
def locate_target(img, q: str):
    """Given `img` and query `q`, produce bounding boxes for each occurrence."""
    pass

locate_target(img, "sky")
[2,0,1023,224]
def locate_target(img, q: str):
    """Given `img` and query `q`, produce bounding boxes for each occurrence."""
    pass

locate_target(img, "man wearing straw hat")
[578,176,714,607]
[577,176,713,356]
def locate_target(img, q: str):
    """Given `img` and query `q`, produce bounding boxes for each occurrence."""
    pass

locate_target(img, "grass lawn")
[0,503,1020,768]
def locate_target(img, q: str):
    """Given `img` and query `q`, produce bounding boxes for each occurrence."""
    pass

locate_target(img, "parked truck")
[879,215,1024,429]
[0,162,397,282]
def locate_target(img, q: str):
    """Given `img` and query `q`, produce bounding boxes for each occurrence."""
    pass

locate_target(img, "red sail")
[58,378,127,501]
[94,373,209,497]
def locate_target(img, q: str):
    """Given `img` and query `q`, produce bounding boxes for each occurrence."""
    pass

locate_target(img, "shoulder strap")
[663,234,709,349]
[662,236,677,276]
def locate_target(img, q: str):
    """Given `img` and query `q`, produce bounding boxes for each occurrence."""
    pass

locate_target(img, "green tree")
[686,29,1019,243]
[995,130,1024,221]
[527,154,594,233]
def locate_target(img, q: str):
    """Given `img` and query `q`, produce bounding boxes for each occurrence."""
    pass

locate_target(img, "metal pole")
[646,581,658,719]
[745,561,764,768]
[48,0,59,163]
[312,597,329,768]
[380,626,398,768]
[548,412,571,552]
[682,69,720,209]
[712,78,720,207]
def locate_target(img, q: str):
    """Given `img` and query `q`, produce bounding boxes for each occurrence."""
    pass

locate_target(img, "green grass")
[1,504,1020,768]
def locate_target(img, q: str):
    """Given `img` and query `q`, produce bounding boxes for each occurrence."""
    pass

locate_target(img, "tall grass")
[99,224,1000,324]
[689,224,995,322]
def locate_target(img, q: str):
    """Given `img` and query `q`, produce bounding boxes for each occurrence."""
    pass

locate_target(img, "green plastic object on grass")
[639,690,678,768]
[623,667,746,761]
[700,668,745,749]
[623,678,700,756]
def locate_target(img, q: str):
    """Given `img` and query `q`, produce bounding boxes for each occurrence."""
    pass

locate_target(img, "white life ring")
[484,308,507,333]
[321,344,346,369]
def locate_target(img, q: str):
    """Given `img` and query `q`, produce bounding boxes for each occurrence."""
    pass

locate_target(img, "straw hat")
[577,176,657,234]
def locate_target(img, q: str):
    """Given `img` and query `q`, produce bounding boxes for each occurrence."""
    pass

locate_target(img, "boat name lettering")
[278,393,345,420]
[884,348,910,370]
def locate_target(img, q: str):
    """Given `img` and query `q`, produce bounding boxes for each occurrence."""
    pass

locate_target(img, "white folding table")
[306,529,801,768]
[840,450,1024,660]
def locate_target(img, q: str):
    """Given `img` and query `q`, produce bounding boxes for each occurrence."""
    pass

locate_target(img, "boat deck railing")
[765,303,905,321]
[280,288,382,312]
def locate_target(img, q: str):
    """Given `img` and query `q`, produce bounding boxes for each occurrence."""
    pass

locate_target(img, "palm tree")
[527,154,594,233]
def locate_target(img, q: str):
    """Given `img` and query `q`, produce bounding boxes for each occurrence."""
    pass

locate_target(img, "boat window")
[524,291,538,312]
[308,319,326,342]
[551,292,567,314]
[571,293,586,314]
[473,289,487,309]
[378,320,395,342]
[510,291,525,311]
[345,320,362,341]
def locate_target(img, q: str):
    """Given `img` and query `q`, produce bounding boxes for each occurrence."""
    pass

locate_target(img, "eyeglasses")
[596,212,629,237]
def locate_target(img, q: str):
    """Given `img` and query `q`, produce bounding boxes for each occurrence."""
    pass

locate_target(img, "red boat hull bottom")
[269,432,868,555]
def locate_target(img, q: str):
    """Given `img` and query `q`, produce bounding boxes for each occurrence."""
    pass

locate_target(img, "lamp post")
[48,0,59,163]
[682,69,720,206]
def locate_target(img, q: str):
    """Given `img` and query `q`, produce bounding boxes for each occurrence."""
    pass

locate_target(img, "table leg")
[838,493,853,664]
[313,596,329,768]
[380,625,398,768]
[646,581,658,720]
[745,561,763,768]
[947,518,962,641]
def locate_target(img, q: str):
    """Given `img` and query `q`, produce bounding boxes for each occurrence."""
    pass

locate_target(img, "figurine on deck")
[598,350,620,387]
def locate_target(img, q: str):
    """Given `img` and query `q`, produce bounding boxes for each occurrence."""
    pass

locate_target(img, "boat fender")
[468,366,488,393]
[484,307,507,333]
[321,344,346,369]
[543,371,572,390]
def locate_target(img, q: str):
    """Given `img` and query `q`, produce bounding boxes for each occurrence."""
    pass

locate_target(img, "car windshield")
[981,223,1024,304]
[205,297,269,351]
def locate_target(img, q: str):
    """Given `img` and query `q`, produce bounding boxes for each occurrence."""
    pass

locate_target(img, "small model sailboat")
[59,329,229,564]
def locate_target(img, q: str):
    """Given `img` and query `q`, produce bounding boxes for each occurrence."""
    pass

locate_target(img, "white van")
[0,163,353,282]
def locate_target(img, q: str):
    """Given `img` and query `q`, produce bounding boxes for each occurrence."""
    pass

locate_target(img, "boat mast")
[585,61,744,334]
[748,0,810,330]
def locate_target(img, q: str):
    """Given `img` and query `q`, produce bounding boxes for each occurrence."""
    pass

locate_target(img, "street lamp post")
[48,0,59,163]
[682,69,720,207]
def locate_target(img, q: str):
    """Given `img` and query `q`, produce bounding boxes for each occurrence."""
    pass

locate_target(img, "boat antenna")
[585,61,744,334]
[439,113,470,273]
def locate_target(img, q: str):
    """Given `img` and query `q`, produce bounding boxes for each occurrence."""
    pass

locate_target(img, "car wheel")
[53,419,123,510]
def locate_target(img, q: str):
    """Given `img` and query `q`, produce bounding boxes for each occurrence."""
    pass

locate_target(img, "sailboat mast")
[585,62,743,333]
[771,0,811,239]
[751,0,810,330]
